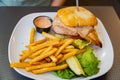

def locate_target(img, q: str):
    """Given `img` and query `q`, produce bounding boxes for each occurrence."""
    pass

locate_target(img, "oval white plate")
[8,12,114,80]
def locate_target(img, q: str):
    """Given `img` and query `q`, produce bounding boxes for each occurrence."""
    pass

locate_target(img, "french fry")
[20,40,59,62]
[55,39,73,56]
[58,51,77,64]
[26,38,47,48]
[32,64,68,74]
[58,49,86,64]
[10,60,47,68]
[45,57,51,62]
[19,50,28,56]
[29,48,57,64]
[65,45,74,49]
[10,62,31,68]
[22,50,28,53]
[31,60,47,65]
[30,27,35,44]
[62,49,79,53]
[42,32,58,40]
[53,39,64,47]
[25,62,56,71]
[29,48,47,59]
[20,50,30,62]
[19,53,24,56]
[29,39,59,53]
[77,48,86,53]
[40,46,53,55]
[56,54,63,60]
[26,45,33,50]
[49,55,57,62]
[32,46,52,61]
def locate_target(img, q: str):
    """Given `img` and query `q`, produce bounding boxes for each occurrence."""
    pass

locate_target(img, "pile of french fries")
[10,28,86,74]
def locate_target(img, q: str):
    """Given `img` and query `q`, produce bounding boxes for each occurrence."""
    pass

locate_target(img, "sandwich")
[52,6,102,47]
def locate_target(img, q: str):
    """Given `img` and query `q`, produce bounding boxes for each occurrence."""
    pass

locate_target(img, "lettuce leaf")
[52,61,76,79]
[73,39,91,49]
[52,68,76,79]
[76,47,100,76]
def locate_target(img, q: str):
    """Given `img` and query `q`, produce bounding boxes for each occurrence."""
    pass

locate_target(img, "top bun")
[57,6,98,27]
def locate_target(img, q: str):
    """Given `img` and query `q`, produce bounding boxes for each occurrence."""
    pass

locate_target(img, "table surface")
[0,6,120,80]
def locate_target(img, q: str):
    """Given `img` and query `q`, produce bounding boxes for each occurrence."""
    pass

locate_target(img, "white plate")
[8,12,114,80]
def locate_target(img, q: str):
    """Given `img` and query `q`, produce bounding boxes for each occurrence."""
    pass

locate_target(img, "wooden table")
[0,6,120,80]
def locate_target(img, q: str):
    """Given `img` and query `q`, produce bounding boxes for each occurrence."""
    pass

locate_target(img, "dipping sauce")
[33,16,52,33]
